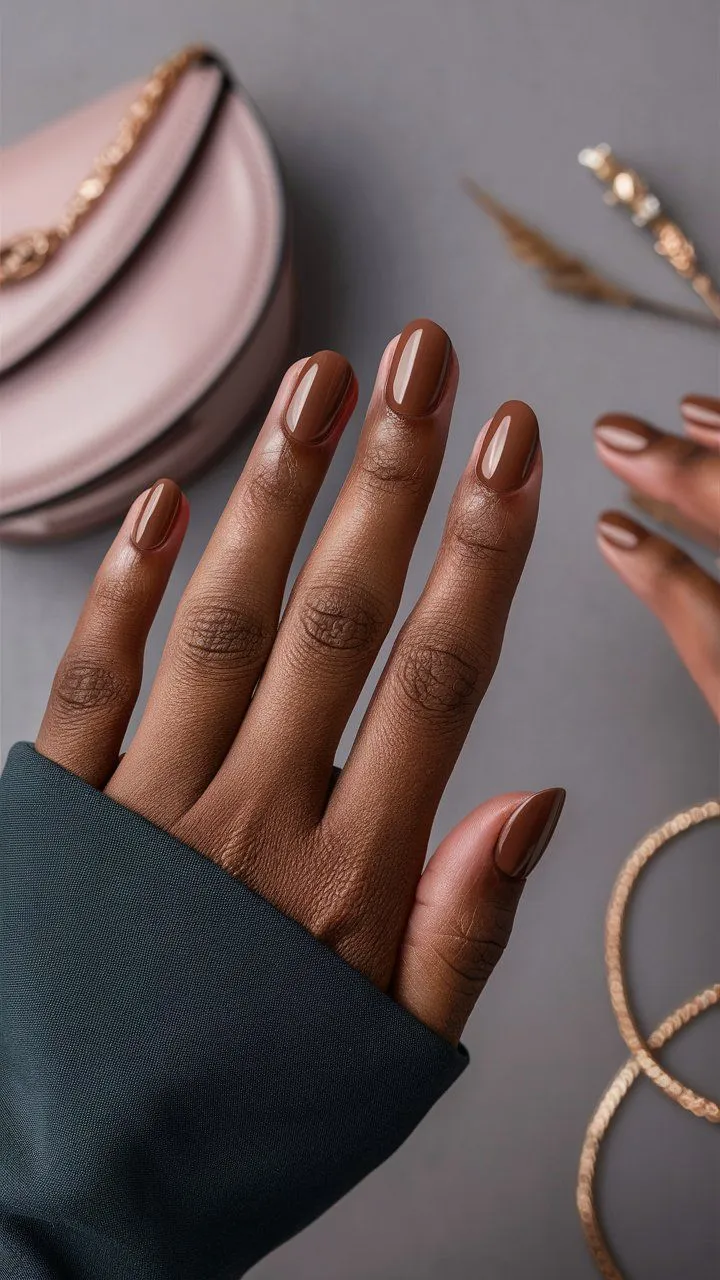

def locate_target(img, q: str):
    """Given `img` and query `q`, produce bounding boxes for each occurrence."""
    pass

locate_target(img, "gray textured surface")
[2,3,719,1278]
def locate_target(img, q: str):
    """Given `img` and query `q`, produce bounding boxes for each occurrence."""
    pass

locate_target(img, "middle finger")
[197,319,457,821]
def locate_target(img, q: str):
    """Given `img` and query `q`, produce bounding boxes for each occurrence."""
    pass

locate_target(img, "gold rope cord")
[577,801,720,1278]
[0,44,209,286]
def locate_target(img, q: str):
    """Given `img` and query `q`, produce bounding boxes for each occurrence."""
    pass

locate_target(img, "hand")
[594,393,720,718]
[36,319,564,1045]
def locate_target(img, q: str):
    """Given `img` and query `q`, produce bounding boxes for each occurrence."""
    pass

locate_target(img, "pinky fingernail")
[597,510,647,550]
[131,478,182,551]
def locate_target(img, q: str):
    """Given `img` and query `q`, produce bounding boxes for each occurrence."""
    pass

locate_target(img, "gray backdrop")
[2,2,719,1277]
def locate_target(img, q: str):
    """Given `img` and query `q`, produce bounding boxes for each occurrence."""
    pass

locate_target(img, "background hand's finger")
[627,490,719,552]
[594,413,720,539]
[36,480,188,787]
[681,394,720,452]
[392,788,565,1043]
[107,354,357,824]
[597,511,720,719]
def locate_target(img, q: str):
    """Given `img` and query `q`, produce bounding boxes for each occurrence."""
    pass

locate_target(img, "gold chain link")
[577,801,720,1278]
[0,45,209,287]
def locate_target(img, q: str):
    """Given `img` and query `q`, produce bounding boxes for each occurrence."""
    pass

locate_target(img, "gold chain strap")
[0,44,209,287]
[577,801,720,1278]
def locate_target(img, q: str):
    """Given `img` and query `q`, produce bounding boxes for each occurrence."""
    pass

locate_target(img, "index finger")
[325,401,542,939]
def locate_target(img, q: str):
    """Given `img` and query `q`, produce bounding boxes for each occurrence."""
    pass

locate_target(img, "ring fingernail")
[284,351,354,444]
[476,400,538,492]
[494,788,566,879]
[597,510,647,550]
[131,478,182,552]
[386,318,452,418]
[594,414,655,452]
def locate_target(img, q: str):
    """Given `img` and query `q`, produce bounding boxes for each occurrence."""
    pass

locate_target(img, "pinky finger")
[36,479,188,787]
[392,788,566,1044]
[598,511,720,719]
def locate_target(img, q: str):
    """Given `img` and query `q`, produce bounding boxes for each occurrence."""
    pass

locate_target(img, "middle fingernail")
[386,318,452,418]
[476,400,539,492]
[594,413,655,453]
[284,351,354,444]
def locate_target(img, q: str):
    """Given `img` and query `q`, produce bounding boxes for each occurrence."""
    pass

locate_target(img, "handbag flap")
[0,60,227,373]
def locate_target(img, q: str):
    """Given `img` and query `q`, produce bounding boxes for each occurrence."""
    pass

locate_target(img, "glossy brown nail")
[680,394,720,432]
[131,479,181,552]
[597,510,648,550]
[494,788,566,880]
[386,318,452,418]
[594,413,656,453]
[476,400,539,493]
[284,351,353,444]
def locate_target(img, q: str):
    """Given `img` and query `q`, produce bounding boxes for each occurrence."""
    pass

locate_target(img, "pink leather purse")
[0,46,294,542]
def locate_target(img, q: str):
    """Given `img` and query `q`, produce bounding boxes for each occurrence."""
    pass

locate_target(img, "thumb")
[392,788,565,1045]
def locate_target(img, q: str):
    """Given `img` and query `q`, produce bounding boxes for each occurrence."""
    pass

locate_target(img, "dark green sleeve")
[0,743,466,1279]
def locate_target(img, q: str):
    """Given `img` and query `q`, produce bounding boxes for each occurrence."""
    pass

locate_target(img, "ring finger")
[107,352,357,824]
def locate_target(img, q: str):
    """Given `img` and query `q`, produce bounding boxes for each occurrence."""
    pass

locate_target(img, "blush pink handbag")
[0,46,294,542]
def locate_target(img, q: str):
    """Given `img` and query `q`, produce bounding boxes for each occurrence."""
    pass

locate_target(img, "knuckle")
[392,637,479,724]
[243,448,306,518]
[173,599,270,678]
[295,581,385,659]
[449,497,526,573]
[357,436,430,497]
[434,899,517,993]
[52,655,133,717]
[92,566,152,622]
[644,543,693,600]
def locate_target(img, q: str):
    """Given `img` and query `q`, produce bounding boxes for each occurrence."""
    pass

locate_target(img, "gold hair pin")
[464,150,720,332]
[578,144,720,322]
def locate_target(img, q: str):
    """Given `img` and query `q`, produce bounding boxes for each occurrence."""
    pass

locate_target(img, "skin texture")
[594,400,720,720]
[36,320,565,1045]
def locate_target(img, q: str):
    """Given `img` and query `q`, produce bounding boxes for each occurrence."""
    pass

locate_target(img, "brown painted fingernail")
[594,413,656,453]
[284,351,354,444]
[597,510,648,550]
[494,788,566,880]
[476,400,539,492]
[681,394,720,432]
[131,479,181,552]
[386,318,452,418]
